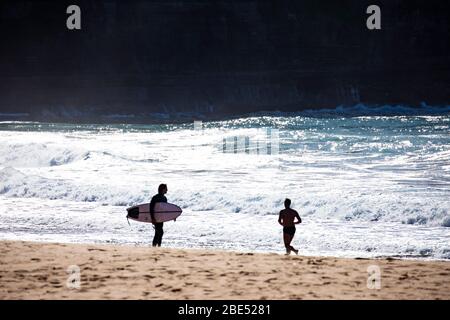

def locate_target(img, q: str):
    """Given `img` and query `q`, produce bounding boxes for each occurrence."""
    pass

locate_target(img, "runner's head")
[284,198,291,209]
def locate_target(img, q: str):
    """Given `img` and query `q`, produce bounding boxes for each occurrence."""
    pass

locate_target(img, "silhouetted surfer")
[150,184,168,247]
[278,198,302,255]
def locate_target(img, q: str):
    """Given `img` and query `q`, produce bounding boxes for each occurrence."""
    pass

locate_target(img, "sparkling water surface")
[1,112,449,259]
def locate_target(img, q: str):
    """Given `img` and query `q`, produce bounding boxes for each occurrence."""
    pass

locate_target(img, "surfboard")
[126,202,182,223]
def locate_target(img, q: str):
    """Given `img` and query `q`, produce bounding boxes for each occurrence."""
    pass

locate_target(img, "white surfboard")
[126,202,182,223]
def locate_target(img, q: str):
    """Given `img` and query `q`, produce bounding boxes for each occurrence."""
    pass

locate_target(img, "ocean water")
[1,109,449,259]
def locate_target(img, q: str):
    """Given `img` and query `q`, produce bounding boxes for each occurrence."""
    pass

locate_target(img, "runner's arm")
[295,211,302,224]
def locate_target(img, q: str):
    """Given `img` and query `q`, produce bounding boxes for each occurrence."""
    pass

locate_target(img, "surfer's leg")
[152,225,158,247]
[159,222,164,246]
[154,223,164,247]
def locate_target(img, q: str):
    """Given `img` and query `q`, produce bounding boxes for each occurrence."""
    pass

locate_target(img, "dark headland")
[0,0,449,123]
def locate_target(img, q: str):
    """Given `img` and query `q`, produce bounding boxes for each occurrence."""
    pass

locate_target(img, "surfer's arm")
[149,200,156,222]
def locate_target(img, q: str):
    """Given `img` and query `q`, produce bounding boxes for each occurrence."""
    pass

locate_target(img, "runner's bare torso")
[279,208,301,226]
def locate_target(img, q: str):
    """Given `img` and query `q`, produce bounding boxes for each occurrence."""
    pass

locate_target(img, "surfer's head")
[158,184,168,195]
[284,198,291,209]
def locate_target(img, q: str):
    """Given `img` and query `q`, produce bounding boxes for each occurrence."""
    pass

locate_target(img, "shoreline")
[1,240,449,299]
[1,238,448,263]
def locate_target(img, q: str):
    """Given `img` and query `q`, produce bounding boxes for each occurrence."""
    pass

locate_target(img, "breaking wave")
[1,167,448,228]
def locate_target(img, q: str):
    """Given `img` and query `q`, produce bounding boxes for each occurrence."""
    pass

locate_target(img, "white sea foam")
[0,142,87,167]
[0,115,449,259]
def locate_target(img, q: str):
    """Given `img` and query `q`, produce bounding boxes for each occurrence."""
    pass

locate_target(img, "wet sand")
[0,240,449,299]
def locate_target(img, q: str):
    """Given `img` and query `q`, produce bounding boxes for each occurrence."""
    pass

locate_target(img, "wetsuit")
[150,193,167,247]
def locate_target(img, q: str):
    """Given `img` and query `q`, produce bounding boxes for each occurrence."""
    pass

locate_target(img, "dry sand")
[0,240,449,299]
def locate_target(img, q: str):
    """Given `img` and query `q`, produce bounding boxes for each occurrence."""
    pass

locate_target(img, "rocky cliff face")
[0,0,449,121]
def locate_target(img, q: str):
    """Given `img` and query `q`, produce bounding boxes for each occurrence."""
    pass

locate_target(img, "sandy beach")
[0,240,449,300]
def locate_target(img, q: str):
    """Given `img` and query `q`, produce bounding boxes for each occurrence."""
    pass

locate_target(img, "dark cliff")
[0,0,449,122]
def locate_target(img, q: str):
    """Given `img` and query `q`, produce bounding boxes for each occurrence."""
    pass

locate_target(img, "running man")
[278,198,302,255]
